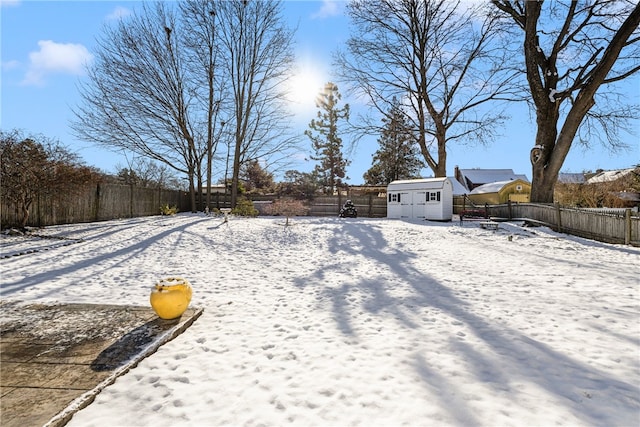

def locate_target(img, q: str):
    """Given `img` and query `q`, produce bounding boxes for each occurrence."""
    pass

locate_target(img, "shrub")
[266,198,309,225]
[231,197,258,217]
[160,204,178,215]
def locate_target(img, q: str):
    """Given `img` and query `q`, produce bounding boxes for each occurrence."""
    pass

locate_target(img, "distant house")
[454,167,529,191]
[468,179,531,205]
[585,168,637,184]
[201,184,227,194]
[450,177,469,196]
[586,167,640,208]
[557,172,587,184]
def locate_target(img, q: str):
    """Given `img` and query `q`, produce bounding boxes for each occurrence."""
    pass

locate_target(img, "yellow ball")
[150,277,193,319]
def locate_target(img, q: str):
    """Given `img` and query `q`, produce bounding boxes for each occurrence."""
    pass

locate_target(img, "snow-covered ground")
[1,214,639,426]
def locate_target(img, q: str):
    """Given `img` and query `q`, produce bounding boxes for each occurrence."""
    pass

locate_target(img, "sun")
[286,64,325,111]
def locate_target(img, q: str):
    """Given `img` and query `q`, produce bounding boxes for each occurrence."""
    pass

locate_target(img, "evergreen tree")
[277,170,322,199]
[305,82,350,194]
[364,99,425,185]
[241,159,275,194]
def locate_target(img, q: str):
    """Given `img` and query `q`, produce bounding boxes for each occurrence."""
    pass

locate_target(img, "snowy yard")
[1,214,639,426]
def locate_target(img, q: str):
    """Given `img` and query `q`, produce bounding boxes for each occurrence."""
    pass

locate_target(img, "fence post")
[94,183,101,222]
[37,192,42,227]
[625,208,631,245]
[508,200,512,220]
[555,202,562,232]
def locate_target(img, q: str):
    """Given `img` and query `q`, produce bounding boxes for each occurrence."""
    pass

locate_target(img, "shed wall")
[387,178,453,220]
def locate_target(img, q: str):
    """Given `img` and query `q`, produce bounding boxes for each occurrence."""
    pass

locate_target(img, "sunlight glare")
[287,65,325,111]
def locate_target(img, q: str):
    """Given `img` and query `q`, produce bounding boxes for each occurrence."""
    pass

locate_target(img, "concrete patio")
[0,301,202,427]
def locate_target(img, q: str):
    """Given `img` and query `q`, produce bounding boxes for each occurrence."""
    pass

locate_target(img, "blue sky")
[1,0,638,185]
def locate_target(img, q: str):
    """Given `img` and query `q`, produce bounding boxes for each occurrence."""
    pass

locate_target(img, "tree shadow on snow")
[0,218,210,298]
[293,220,639,426]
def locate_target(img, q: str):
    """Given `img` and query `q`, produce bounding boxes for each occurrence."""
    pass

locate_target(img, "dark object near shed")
[339,200,358,218]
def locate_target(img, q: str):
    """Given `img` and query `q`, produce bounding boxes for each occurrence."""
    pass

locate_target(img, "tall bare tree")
[336,0,518,177]
[493,0,640,202]
[181,0,228,211]
[72,3,205,212]
[216,0,296,208]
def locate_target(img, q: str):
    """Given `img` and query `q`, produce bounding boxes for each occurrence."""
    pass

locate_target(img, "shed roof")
[388,177,449,185]
[387,177,452,191]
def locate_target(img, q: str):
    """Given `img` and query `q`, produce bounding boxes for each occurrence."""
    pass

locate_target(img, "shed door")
[414,191,426,218]
[400,192,412,218]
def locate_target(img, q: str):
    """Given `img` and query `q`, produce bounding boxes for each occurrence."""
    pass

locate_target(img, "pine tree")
[364,98,425,185]
[241,159,275,194]
[305,82,350,195]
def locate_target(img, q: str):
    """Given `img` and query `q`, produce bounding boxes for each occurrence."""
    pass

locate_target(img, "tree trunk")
[197,164,203,212]
[231,135,241,208]
[20,205,30,229]
[529,105,560,203]
[434,134,447,177]
[188,169,197,213]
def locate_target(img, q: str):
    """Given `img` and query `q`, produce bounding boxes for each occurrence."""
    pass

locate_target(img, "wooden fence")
[307,195,387,217]
[1,183,187,228]
[486,202,640,246]
[202,194,388,218]
[4,186,638,246]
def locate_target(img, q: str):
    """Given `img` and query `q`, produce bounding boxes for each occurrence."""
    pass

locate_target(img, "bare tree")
[116,157,180,189]
[180,0,229,211]
[493,1,640,203]
[71,3,204,212]
[215,0,296,208]
[336,0,518,177]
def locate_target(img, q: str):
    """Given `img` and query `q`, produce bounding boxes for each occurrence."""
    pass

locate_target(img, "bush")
[266,198,309,225]
[555,169,640,208]
[231,197,258,217]
[160,204,178,215]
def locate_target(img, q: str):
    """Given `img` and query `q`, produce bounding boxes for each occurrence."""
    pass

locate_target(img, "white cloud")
[311,0,342,19]
[107,6,132,21]
[0,0,21,8]
[1,59,20,70]
[22,40,94,86]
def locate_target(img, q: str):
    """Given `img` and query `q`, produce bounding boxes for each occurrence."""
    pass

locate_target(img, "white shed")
[387,178,454,221]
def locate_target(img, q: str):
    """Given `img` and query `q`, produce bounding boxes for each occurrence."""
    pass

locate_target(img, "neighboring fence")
[307,195,387,217]
[1,183,187,228]
[203,194,388,218]
[486,202,640,246]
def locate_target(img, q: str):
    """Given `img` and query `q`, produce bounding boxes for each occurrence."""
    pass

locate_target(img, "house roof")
[459,169,529,185]
[586,168,637,184]
[469,179,529,195]
[558,173,586,184]
[450,177,469,195]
